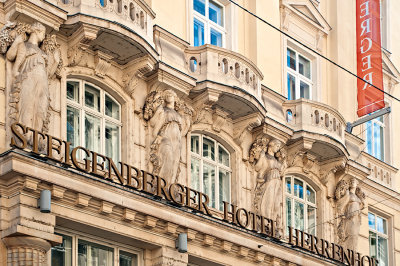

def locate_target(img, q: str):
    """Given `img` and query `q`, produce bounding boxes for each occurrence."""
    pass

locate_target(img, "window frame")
[368,212,389,265]
[192,0,226,47]
[285,176,317,235]
[190,134,231,211]
[66,79,122,163]
[286,48,313,100]
[51,229,143,266]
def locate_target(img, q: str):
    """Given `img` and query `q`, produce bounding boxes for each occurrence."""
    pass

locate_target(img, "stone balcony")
[282,99,348,161]
[185,45,264,101]
[282,98,346,145]
[49,0,155,44]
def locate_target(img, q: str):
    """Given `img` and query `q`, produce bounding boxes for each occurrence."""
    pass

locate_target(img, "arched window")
[285,176,317,235]
[66,80,121,163]
[190,134,231,211]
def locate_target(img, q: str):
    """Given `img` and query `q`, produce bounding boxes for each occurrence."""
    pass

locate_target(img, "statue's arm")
[6,34,24,62]
[150,106,164,139]
[47,48,60,78]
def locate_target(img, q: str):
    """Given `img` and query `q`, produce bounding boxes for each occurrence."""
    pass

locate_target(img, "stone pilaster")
[3,236,51,266]
[151,246,188,266]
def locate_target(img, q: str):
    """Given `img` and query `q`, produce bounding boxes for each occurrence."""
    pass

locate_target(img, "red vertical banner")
[356,0,384,117]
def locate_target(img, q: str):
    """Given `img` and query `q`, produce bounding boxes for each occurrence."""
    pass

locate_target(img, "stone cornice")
[0,151,337,265]
[4,0,67,30]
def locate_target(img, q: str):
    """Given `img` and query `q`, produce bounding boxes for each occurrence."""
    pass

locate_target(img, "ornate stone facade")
[0,0,399,266]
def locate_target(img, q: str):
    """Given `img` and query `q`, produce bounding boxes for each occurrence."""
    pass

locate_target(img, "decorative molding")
[24,177,39,191]
[94,51,113,78]
[212,108,229,133]
[220,240,233,252]
[202,235,215,246]
[238,246,249,257]
[51,185,66,200]
[123,208,137,222]
[75,193,91,207]
[164,222,179,235]
[144,215,158,228]
[99,201,115,215]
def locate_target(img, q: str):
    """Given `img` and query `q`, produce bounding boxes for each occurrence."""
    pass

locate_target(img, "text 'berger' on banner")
[356,0,385,117]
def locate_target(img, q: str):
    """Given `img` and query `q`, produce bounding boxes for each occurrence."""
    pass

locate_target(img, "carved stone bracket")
[212,107,230,132]
[320,158,347,199]
[94,51,113,78]
[233,113,263,161]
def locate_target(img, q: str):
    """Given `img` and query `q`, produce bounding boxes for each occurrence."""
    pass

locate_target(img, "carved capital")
[3,236,52,265]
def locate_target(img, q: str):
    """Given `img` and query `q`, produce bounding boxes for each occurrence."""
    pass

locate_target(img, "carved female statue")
[1,21,61,134]
[143,89,193,183]
[336,178,365,251]
[251,138,287,236]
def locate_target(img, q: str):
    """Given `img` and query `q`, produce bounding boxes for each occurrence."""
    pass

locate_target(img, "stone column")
[3,236,51,266]
[152,246,188,266]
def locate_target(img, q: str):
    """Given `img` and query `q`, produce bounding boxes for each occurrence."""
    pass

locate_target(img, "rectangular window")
[368,212,389,266]
[366,116,385,161]
[52,233,141,266]
[193,0,225,47]
[286,48,312,100]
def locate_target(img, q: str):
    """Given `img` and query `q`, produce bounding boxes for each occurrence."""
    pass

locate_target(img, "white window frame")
[51,228,143,266]
[190,134,231,211]
[368,212,389,265]
[66,79,122,162]
[192,0,226,47]
[365,115,385,161]
[285,176,317,235]
[286,48,313,100]
[380,0,390,51]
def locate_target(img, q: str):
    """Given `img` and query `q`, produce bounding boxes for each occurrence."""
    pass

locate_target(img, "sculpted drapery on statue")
[250,137,287,236]
[143,89,193,184]
[0,21,62,136]
[335,178,365,251]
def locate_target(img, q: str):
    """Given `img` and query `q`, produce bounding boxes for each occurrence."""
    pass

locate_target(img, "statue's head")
[31,22,46,42]
[268,139,282,154]
[162,89,177,105]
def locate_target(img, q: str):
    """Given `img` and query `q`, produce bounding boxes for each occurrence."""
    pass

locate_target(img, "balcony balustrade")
[185,45,264,101]
[283,98,346,146]
[50,0,155,44]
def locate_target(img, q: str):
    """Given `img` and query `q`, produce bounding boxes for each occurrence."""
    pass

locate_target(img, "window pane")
[120,251,138,266]
[306,186,315,203]
[209,0,223,26]
[67,106,80,148]
[294,201,304,231]
[203,137,215,160]
[67,81,79,102]
[210,28,222,47]
[105,122,120,163]
[51,235,72,266]
[287,74,296,100]
[294,178,303,199]
[191,135,200,154]
[286,177,291,193]
[218,145,229,166]
[366,120,373,154]
[378,237,388,266]
[194,19,205,46]
[219,169,230,210]
[373,122,384,160]
[369,231,377,259]
[287,48,296,70]
[85,114,101,153]
[286,197,292,234]
[368,212,376,230]
[300,81,310,99]
[203,163,215,208]
[299,55,311,79]
[85,84,101,112]
[307,206,316,235]
[376,216,387,234]
[191,158,200,191]
[193,0,205,15]
[78,240,114,266]
[105,95,120,120]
